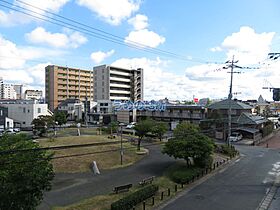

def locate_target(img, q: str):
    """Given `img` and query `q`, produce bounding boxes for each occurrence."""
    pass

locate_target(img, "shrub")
[111,184,159,210]
[168,166,203,184]
[220,144,236,157]
[195,155,213,168]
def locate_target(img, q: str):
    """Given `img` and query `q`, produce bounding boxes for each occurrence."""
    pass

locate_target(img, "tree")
[109,121,119,135]
[0,134,54,209]
[163,122,214,167]
[134,119,154,151]
[32,115,54,137]
[152,121,168,141]
[54,111,67,126]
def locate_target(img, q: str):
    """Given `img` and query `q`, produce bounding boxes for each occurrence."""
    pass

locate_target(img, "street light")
[119,123,126,165]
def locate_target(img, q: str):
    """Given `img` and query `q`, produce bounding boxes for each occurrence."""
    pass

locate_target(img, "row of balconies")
[138,111,204,119]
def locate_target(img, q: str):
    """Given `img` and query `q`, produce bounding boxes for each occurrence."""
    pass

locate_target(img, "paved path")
[160,145,280,210]
[38,142,175,210]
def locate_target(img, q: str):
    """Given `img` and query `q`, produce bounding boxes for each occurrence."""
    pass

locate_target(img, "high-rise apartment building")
[45,65,94,111]
[25,90,43,100]
[93,65,143,101]
[2,84,17,99]
[0,77,3,99]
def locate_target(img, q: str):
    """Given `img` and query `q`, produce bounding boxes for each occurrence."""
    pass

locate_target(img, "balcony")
[110,70,131,77]
[110,76,130,83]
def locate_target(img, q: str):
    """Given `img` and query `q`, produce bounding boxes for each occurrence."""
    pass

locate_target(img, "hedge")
[111,184,159,210]
[169,167,203,184]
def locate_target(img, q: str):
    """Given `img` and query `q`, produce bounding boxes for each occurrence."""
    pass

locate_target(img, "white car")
[229,132,243,142]
[126,122,136,129]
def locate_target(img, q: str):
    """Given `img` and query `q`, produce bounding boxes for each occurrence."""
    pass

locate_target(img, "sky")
[0,0,280,101]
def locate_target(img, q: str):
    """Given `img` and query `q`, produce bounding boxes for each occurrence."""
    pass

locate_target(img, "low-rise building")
[25,90,43,100]
[137,104,206,130]
[0,99,51,128]
[57,98,84,121]
[0,106,13,129]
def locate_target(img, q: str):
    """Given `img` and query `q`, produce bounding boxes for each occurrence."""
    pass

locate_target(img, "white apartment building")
[25,90,43,100]
[0,100,51,128]
[0,77,3,99]
[93,65,143,102]
[2,84,17,99]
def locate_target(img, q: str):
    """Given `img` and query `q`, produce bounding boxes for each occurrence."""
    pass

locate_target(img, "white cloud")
[128,14,148,30]
[76,0,140,25]
[25,27,87,48]
[212,26,275,65]
[90,50,115,64]
[0,0,69,26]
[125,29,165,48]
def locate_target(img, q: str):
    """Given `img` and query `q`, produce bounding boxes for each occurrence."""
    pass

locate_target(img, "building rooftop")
[235,112,268,125]
[207,99,252,110]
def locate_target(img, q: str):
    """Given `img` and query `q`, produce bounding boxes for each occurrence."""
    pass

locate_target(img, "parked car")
[126,122,136,129]
[229,132,243,142]
[5,128,15,134]
[13,128,20,132]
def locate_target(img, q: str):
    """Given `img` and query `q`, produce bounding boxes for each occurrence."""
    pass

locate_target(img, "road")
[160,145,280,210]
[38,142,175,210]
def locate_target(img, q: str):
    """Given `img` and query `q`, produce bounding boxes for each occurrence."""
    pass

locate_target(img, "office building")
[45,65,94,111]
[93,65,143,101]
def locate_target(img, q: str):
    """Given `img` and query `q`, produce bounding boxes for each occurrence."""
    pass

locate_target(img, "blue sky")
[0,0,280,101]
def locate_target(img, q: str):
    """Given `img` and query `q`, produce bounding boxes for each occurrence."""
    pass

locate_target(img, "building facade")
[2,84,17,99]
[45,65,94,111]
[0,100,51,128]
[13,84,23,99]
[25,90,43,100]
[57,98,84,121]
[0,77,3,99]
[93,65,143,102]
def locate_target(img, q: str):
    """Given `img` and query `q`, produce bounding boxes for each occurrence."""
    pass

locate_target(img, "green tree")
[152,121,168,141]
[134,119,154,151]
[163,122,214,167]
[0,134,54,209]
[32,115,54,137]
[54,111,67,126]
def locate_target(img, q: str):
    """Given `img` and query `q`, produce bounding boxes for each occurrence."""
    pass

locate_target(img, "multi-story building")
[25,90,43,100]
[93,65,143,102]
[0,99,51,128]
[45,65,94,111]
[2,84,17,99]
[0,77,3,99]
[13,84,23,99]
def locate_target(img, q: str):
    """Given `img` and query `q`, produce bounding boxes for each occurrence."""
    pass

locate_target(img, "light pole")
[119,123,125,165]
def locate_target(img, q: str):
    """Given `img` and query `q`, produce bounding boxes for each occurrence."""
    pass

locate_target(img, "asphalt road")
[160,145,280,210]
[38,142,175,210]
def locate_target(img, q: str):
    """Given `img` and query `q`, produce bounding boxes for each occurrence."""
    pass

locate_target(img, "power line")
[0,1,216,64]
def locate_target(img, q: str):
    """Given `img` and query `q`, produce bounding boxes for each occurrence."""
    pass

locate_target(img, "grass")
[39,135,145,173]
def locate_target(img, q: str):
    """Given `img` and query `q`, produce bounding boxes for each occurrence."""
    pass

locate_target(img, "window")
[38,108,41,113]
[0,110,2,116]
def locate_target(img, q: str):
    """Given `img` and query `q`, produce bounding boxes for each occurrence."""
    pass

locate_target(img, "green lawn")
[39,135,145,173]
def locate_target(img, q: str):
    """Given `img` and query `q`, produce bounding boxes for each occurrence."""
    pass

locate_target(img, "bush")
[111,184,159,210]
[195,155,213,168]
[219,144,236,157]
[168,166,203,184]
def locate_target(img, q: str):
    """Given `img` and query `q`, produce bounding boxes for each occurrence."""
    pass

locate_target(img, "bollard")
[168,188,171,196]
[216,162,219,167]
[213,164,215,170]
[152,197,155,206]
[181,183,184,188]
[175,185,177,192]
[187,179,189,185]
[192,175,195,182]
[197,174,200,179]
[143,201,146,210]
[133,207,135,210]
[201,170,204,176]
[161,191,164,200]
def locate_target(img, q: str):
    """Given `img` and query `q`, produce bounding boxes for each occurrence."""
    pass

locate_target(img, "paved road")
[38,142,175,209]
[160,145,280,210]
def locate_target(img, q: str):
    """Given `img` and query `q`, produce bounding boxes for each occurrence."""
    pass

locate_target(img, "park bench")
[113,183,132,194]
[139,176,155,186]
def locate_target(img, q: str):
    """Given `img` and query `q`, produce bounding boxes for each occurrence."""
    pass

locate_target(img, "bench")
[139,176,155,186]
[113,183,132,194]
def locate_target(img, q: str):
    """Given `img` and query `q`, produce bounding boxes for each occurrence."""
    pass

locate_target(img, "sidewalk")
[258,129,280,149]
